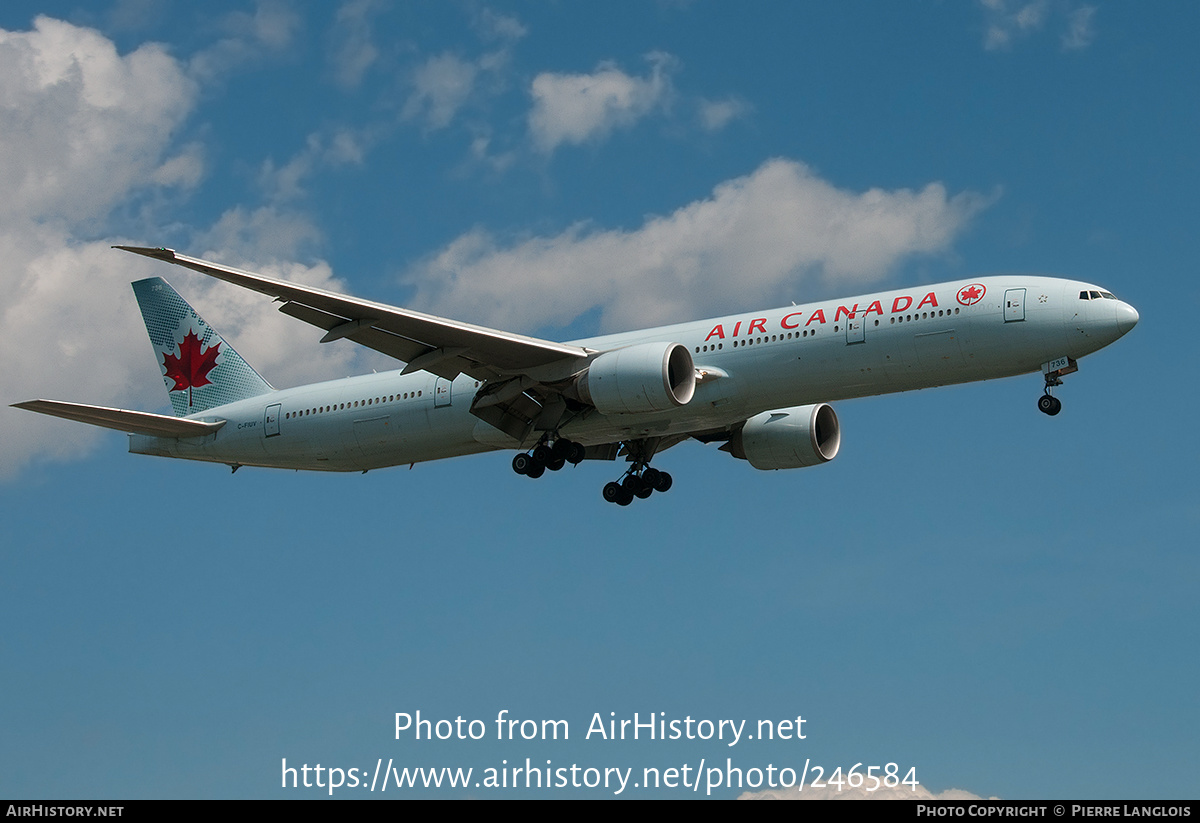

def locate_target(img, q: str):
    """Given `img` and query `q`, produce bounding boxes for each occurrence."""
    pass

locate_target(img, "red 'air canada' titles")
[704,291,941,341]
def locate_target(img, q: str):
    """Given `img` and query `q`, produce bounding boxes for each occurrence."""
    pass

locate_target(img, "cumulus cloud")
[404,158,991,335]
[0,16,199,223]
[739,782,990,800]
[528,53,675,153]
[0,17,356,478]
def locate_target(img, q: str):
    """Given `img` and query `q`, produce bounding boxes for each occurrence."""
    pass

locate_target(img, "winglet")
[113,245,179,263]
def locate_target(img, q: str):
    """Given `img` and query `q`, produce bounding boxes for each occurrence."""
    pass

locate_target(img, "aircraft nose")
[1116,301,1139,336]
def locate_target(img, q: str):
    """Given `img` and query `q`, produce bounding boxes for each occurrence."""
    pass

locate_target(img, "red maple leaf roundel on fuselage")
[162,329,221,393]
[957,283,986,306]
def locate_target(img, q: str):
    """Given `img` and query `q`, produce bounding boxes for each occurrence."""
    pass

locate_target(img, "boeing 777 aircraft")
[15,246,1138,505]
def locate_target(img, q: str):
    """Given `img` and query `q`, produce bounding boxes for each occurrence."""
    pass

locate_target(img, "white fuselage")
[129,275,1137,471]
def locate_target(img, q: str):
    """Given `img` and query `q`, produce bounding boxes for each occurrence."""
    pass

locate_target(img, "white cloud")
[1061,5,1096,51]
[188,0,301,84]
[257,128,368,202]
[328,0,383,89]
[472,8,528,44]
[0,15,199,223]
[0,17,357,478]
[982,0,1048,50]
[528,53,675,153]
[698,96,751,131]
[739,782,990,800]
[980,0,1096,52]
[400,9,528,133]
[0,14,203,473]
[404,158,991,335]
[403,52,479,130]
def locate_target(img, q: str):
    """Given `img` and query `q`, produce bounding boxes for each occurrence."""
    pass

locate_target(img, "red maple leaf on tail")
[162,330,220,407]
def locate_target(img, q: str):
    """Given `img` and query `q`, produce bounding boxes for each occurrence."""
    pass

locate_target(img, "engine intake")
[576,342,696,415]
[727,404,841,470]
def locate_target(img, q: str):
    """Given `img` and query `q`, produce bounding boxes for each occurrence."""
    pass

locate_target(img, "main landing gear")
[601,465,673,507]
[513,434,675,505]
[512,437,586,479]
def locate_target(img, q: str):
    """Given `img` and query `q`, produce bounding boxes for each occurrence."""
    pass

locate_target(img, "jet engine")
[574,342,696,415]
[725,404,841,470]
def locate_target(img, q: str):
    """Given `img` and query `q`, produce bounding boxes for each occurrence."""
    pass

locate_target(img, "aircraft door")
[434,377,452,407]
[845,315,865,344]
[265,403,281,437]
[1004,288,1026,322]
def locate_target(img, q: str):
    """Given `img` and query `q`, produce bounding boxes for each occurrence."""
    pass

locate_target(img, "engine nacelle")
[576,342,696,415]
[728,404,841,470]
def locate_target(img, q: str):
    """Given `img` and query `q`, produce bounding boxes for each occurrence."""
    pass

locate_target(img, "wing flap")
[13,400,226,438]
[114,246,590,380]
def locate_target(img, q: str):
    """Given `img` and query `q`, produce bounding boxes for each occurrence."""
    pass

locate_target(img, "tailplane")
[132,277,272,415]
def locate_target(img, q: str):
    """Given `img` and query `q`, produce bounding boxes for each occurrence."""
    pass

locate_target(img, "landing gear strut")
[600,445,673,506]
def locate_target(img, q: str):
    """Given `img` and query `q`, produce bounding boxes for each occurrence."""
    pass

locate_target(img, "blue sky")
[1,0,1196,799]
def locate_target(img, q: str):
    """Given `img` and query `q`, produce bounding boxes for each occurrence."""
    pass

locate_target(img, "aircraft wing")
[114,246,590,382]
[12,400,226,438]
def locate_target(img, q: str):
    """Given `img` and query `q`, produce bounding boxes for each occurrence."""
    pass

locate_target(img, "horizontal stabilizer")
[13,400,226,438]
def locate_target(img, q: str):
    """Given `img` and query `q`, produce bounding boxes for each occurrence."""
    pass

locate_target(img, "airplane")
[14,246,1138,505]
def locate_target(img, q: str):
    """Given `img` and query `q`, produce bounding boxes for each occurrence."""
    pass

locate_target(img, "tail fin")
[132,277,272,416]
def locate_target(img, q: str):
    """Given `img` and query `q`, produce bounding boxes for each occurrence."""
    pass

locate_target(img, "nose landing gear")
[1038,356,1077,416]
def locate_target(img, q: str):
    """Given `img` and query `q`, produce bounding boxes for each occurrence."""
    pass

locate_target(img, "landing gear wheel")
[526,462,545,479]
[603,481,623,503]
[512,453,532,475]
[1038,394,1062,416]
[533,443,553,465]
[567,442,586,465]
[652,471,673,493]
[547,457,566,472]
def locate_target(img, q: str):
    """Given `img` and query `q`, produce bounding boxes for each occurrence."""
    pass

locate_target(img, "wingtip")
[112,245,177,261]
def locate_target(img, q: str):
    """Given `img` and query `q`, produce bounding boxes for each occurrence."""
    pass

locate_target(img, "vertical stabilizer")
[132,277,272,416]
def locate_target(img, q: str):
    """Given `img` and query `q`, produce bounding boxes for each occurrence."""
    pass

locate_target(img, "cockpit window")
[1089,290,1102,299]
[1101,291,1117,300]
[1079,291,1089,300]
